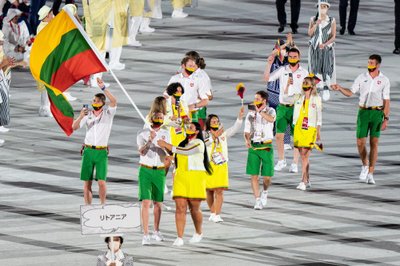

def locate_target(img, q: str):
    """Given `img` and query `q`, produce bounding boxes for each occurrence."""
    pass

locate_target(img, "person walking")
[331,54,390,185]
[275,0,301,33]
[292,75,322,191]
[244,91,275,210]
[157,122,212,247]
[72,78,117,204]
[137,112,170,245]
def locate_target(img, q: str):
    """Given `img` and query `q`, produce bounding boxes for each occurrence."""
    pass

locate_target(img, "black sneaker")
[278,25,285,33]
[339,28,345,35]
[348,30,356,35]
[393,48,400,55]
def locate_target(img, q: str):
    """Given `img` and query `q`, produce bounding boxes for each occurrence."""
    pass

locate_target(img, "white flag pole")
[317,0,323,46]
[64,9,150,127]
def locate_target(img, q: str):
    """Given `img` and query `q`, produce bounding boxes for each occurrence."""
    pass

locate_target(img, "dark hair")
[105,236,123,246]
[95,93,106,104]
[166,82,185,96]
[256,90,269,103]
[369,54,382,64]
[288,47,300,56]
[185,51,206,69]
[205,114,219,131]
[175,122,213,175]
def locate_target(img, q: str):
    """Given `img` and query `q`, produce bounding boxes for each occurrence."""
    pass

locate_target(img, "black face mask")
[92,104,103,111]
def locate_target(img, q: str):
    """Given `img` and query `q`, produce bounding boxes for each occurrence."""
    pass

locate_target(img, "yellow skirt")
[294,123,317,148]
[206,162,228,190]
[173,154,207,200]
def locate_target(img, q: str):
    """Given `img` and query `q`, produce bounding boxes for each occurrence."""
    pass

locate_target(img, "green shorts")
[276,104,294,134]
[80,148,108,181]
[191,110,199,122]
[138,166,166,202]
[246,144,274,177]
[197,107,207,119]
[357,109,384,138]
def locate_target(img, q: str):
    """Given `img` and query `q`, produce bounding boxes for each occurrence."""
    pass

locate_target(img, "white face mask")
[109,242,121,252]
[320,8,328,15]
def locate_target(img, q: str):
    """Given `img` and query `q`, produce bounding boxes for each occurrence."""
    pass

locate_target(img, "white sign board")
[80,203,141,235]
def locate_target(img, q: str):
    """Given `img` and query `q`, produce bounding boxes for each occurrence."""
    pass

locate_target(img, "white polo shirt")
[351,72,390,107]
[80,106,116,146]
[192,68,212,98]
[244,107,276,142]
[268,65,308,105]
[137,127,170,167]
[168,73,209,106]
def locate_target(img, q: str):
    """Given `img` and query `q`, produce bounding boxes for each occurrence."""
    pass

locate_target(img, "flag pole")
[64,9,150,127]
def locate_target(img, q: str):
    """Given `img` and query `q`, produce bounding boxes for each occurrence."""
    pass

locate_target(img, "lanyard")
[10,22,20,36]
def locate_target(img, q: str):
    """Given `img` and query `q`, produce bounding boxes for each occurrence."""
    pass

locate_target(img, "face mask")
[92,103,103,111]
[288,58,299,66]
[254,100,263,108]
[186,128,196,138]
[367,65,377,72]
[302,85,312,91]
[185,67,195,75]
[109,242,121,252]
[152,118,164,127]
[210,124,219,131]
[173,92,182,97]
[320,8,328,15]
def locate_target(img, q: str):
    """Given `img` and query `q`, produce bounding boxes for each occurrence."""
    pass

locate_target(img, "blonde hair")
[147,96,167,122]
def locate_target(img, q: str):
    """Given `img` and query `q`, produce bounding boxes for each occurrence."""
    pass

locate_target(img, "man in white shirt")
[137,112,171,245]
[264,47,308,173]
[168,56,209,125]
[332,54,390,185]
[72,78,117,205]
[244,91,276,210]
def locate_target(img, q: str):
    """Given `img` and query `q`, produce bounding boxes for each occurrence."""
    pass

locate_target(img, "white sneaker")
[289,163,298,173]
[0,139,4,146]
[142,234,151,245]
[296,182,306,191]
[208,213,216,221]
[359,165,369,181]
[260,191,268,207]
[0,126,10,133]
[274,160,287,171]
[212,215,224,223]
[39,107,53,117]
[163,203,172,211]
[189,233,203,243]
[254,198,263,210]
[151,231,164,242]
[127,39,142,47]
[366,173,375,185]
[172,9,188,18]
[284,144,292,150]
[322,88,330,102]
[139,25,155,33]
[64,92,76,101]
[109,62,125,71]
[173,237,184,247]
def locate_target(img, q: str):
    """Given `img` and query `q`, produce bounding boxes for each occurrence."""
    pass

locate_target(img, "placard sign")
[80,203,141,235]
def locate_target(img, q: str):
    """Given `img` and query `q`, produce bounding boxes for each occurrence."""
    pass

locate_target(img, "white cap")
[5,8,22,22]
[38,5,51,21]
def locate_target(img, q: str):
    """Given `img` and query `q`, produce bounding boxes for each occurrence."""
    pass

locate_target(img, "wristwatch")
[384,116,389,121]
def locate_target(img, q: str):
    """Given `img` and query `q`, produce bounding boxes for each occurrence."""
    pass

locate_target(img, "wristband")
[384,116,389,121]
[101,86,106,91]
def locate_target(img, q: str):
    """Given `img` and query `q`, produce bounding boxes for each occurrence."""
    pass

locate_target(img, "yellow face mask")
[254,100,262,106]
[173,92,182,97]
[210,124,219,130]
[367,65,377,72]
[92,103,103,110]
[186,128,196,135]
[288,58,299,65]
[152,118,164,123]
[185,67,195,74]
[302,85,312,91]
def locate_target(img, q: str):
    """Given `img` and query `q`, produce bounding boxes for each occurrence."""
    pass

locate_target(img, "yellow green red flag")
[30,10,107,136]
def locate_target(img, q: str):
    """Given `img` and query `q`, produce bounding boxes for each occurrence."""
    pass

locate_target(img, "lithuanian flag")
[30,10,107,136]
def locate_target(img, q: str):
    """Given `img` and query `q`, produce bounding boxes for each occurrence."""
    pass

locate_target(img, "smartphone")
[288,73,293,78]
[83,104,88,109]
[248,103,256,111]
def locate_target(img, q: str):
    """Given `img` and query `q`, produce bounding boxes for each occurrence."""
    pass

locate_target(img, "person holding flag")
[72,78,117,205]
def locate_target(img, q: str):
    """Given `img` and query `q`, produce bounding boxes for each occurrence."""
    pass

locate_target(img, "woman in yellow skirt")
[204,107,244,223]
[292,75,322,190]
[158,122,212,247]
